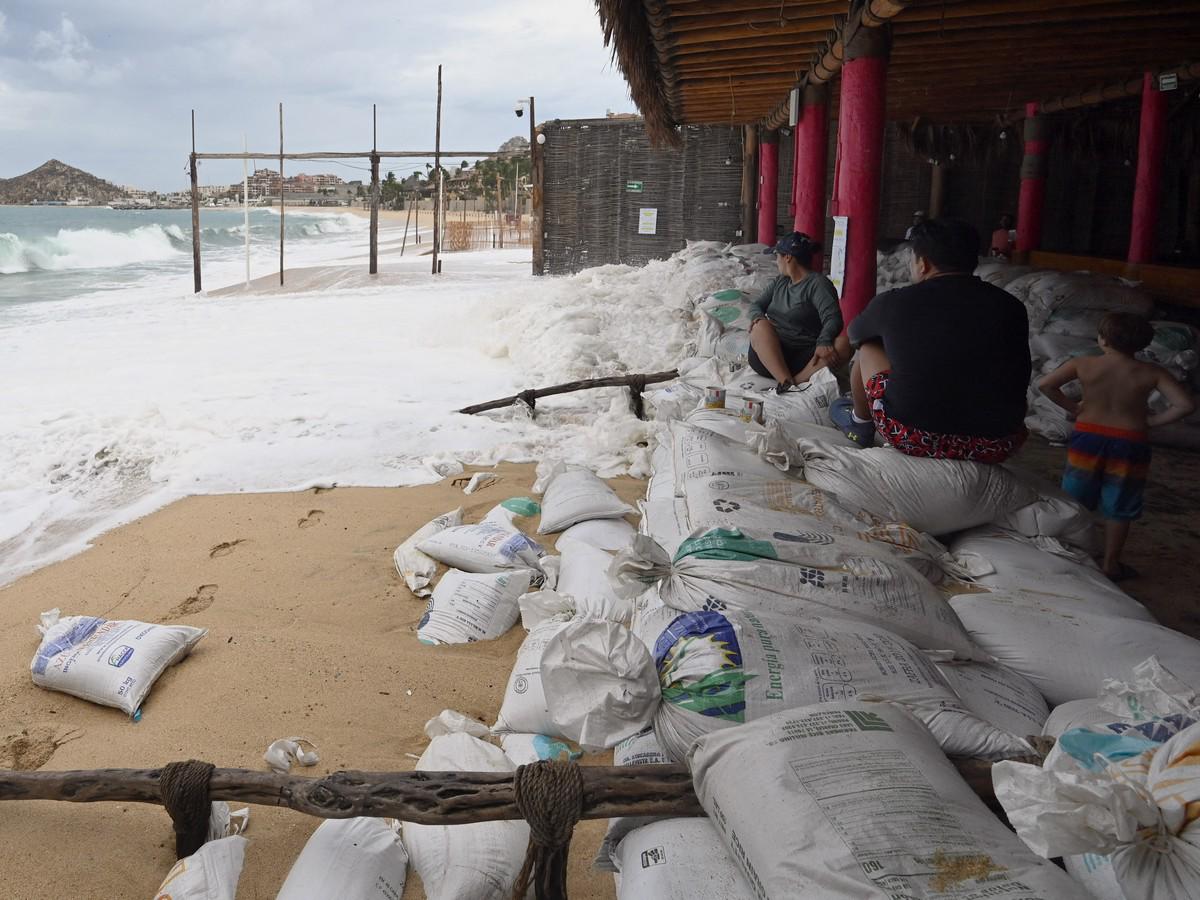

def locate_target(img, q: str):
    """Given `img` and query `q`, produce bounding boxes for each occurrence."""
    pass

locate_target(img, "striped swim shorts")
[1062,421,1151,521]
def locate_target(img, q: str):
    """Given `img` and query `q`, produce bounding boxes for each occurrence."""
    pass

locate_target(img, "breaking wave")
[0,224,187,274]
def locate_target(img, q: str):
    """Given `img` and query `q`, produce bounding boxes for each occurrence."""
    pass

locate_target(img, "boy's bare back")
[1073,353,1162,432]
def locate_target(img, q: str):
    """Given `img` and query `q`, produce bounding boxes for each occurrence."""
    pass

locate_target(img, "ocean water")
[0,205,693,588]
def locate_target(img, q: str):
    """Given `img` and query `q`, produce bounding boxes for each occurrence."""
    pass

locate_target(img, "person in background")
[1038,312,1195,581]
[748,232,844,393]
[830,218,1031,461]
[990,214,1015,260]
[904,210,926,241]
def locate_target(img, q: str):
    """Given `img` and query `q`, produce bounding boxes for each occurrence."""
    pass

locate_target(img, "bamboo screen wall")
[540,118,744,275]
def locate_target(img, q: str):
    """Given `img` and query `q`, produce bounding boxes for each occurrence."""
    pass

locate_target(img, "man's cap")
[913,210,927,217]
[764,232,811,256]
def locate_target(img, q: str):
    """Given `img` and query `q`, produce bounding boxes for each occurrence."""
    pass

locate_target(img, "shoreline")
[0,463,639,899]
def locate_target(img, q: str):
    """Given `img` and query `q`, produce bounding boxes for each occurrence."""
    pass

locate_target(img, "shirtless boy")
[1038,312,1196,580]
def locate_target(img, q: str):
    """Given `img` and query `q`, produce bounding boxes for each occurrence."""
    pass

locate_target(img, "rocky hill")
[0,160,124,205]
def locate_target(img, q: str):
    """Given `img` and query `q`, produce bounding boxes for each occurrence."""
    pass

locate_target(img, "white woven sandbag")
[798,438,1038,535]
[934,660,1050,739]
[949,591,1200,705]
[394,508,464,597]
[690,703,1090,900]
[1043,699,1118,738]
[611,819,757,900]
[276,818,408,900]
[402,732,528,900]
[558,518,635,552]
[32,609,206,716]
[652,608,1026,761]
[555,539,631,623]
[417,569,530,645]
[492,617,568,736]
[670,421,787,492]
[994,721,1200,900]
[595,728,677,873]
[611,529,982,659]
[949,527,1152,621]
[416,523,544,573]
[152,836,246,900]
[541,619,660,751]
[538,468,633,534]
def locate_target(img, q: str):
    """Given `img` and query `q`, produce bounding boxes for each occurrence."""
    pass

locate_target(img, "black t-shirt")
[847,274,1031,437]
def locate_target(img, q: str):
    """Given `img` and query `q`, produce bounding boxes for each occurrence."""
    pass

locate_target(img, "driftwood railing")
[1,750,1045,899]
[457,370,680,420]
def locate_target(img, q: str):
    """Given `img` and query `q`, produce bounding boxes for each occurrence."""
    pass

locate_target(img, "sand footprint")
[298,509,325,529]
[209,539,246,558]
[0,726,81,771]
[170,584,217,619]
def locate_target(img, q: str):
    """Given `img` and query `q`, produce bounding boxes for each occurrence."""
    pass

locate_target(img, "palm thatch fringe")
[595,0,682,148]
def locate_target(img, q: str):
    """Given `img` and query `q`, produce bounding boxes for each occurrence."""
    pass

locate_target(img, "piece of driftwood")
[0,763,702,825]
[456,369,679,419]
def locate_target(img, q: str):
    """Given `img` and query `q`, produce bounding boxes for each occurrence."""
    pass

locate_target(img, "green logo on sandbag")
[708,305,743,325]
[663,669,750,722]
[675,528,779,564]
[501,497,541,517]
[712,290,744,301]
[845,709,893,732]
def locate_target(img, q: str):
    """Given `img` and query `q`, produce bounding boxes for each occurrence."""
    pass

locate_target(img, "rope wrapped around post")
[626,374,648,419]
[510,760,585,900]
[159,759,216,858]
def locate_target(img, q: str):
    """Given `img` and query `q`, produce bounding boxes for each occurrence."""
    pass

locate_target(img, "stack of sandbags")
[875,244,913,291]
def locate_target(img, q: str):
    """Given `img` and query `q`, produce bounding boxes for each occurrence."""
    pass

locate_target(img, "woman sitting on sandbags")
[747,232,844,393]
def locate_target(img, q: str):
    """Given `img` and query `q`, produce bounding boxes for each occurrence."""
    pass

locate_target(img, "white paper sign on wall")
[830,215,849,297]
[638,208,658,235]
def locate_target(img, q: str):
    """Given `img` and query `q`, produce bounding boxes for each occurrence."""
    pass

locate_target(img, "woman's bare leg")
[749,319,795,385]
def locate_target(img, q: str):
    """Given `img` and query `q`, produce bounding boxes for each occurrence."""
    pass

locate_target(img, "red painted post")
[1128,72,1167,264]
[757,132,780,245]
[794,82,829,262]
[1016,102,1047,256]
[833,28,888,323]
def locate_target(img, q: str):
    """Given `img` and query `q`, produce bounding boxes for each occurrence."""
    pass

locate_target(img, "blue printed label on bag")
[108,646,134,668]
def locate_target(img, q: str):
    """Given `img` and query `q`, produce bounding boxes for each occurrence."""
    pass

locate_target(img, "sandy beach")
[0,463,639,899]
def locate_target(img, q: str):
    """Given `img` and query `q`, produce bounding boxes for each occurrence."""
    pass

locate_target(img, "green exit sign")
[625,181,643,192]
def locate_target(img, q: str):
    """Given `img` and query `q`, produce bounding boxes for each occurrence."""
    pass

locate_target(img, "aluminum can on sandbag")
[703,386,726,409]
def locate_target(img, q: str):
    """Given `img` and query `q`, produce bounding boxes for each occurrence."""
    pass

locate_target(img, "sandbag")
[689,702,1090,900]
[276,818,407,900]
[726,365,841,430]
[637,497,691,557]
[611,529,982,659]
[152,835,246,900]
[798,438,1038,535]
[994,483,1098,551]
[995,720,1200,900]
[402,732,529,900]
[596,728,676,873]
[696,288,754,330]
[497,732,578,766]
[653,608,1027,761]
[934,660,1049,739]
[1043,699,1118,738]
[611,819,756,900]
[558,518,635,552]
[555,539,631,623]
[481,497,541,529]
[32,609,206,716]
[670,421,790,491]
[949,527,1152,620]
[538,467,633,534]
[416,523,544,573]
[541,619,659,750]
[492,617,567,736]
[949,590,1200,704]
[417,569,531,645]
[394,508,464,597]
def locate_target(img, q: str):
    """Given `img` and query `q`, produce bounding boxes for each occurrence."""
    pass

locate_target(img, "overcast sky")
[0,1,634,191]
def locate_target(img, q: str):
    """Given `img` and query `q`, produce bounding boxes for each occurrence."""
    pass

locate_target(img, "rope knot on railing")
[510,760,585,900]
[159,759,215,858]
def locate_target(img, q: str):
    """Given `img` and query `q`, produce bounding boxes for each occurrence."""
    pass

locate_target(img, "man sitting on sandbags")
[831,218,1031,462]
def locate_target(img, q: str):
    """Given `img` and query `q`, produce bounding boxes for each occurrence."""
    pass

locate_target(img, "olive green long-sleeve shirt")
[749,273,843,356]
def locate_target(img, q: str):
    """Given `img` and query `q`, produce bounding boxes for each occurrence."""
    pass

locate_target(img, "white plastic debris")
[463,472,498,494]
[263,737,319,774]
[424,709,490,739]
[32,608,206,717]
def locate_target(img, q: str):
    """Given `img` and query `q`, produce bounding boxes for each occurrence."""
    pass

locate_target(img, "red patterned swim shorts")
[866,372,1026,463]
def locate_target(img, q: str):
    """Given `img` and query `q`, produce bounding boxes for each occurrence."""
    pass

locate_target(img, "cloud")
[33,14,126,84]
[0,11,7,41]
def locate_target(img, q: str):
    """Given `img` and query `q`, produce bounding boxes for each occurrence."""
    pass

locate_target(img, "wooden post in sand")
[496,172,504,249]
[432,65,443,276]
[369,105,380,276]
[278,102,285,286]
[400,196,413,257]
[190,110,201,293]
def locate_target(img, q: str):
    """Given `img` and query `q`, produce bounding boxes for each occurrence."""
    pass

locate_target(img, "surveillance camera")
[514,105,524,117]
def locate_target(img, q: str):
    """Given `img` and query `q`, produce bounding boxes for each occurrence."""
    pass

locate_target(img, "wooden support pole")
[794,82,829,269]
[740,125,759,242]
[497,172,504,249]
[757,130,780,245]
[278,102,285,286]
[370,106,380,276]
[190,110,201,294]
[1016,102,1047,258]
[929,161,947,220]
[530,96,545,277]
[400,194,413,257]
[1128,72,1167,265]
[433,65,443,276]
